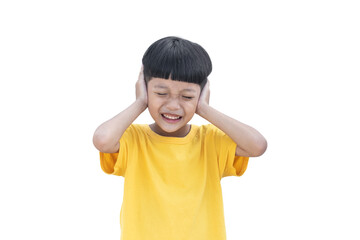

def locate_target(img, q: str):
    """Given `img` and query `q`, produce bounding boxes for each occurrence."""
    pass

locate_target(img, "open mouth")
[161,113,182,122]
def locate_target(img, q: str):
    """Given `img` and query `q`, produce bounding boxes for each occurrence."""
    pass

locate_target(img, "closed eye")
[182,96,194,100]
[155,92,167,96]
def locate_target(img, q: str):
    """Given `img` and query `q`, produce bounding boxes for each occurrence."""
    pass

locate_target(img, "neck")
[149,123,191,137]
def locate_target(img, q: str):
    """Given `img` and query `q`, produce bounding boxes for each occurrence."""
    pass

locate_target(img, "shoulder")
[198,124,226,136]
[194,124,227,142]
[197,124,233,146]
[122,124,149,141]
[128,124,146,131]
[125,124,148,133]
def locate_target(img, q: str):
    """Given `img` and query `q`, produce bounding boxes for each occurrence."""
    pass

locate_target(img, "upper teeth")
[163,114,181,119]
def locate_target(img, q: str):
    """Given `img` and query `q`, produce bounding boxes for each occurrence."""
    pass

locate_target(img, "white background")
[1,0,359,239]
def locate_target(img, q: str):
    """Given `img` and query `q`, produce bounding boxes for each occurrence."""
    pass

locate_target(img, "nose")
[165,97,181,111]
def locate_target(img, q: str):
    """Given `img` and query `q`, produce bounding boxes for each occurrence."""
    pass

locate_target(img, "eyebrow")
[154,85,197,93]
[154,85,168,89]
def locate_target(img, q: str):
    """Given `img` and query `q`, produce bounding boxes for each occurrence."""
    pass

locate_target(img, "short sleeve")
[99,125,135,177]
[206,125,249,178]
[222,154,249,178]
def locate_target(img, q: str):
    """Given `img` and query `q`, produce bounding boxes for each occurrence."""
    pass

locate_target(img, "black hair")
[142,36,212,90]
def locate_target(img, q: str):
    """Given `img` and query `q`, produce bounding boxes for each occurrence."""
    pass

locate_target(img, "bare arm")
[196,81,267,157]
[93,67,148,153]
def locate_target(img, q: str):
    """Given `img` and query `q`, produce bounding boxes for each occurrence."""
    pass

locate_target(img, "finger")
[202,80,209,90]
[138,67,144,81]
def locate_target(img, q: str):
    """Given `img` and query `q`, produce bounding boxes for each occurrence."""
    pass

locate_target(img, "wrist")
[135,98,148,112]
[197,103,211,118]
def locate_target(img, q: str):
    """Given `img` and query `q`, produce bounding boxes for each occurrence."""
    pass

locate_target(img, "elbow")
[93,131,114,153]
[93,131,106,152]
[251,138,267,157]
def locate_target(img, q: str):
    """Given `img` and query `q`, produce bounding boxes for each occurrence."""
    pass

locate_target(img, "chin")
[154,116,191,136]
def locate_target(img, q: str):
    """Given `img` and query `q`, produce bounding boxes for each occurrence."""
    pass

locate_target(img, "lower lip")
[161,114,182,123]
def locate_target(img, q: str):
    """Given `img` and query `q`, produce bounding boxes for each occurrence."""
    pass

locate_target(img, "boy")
[93,36,267,240]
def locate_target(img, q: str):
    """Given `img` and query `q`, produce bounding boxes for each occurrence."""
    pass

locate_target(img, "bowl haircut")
[142,36,212,90]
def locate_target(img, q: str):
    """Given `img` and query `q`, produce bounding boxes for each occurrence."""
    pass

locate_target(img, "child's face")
[147,77,201,137]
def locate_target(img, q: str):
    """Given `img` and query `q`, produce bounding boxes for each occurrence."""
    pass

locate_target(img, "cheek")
[147,101,159,120]
[147,96,162,112]
[147,100,156,112]
[184,102,198,114]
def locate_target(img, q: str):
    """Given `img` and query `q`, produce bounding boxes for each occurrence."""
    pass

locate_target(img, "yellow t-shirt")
[100,124,249,240]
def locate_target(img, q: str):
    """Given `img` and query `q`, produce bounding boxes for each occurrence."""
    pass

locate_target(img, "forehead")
[149,77,200,93]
